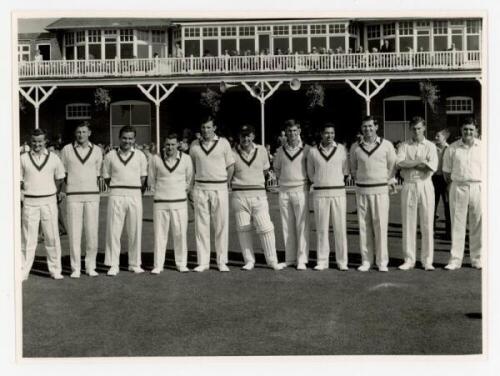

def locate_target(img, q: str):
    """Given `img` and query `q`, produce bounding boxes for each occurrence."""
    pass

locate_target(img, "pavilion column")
[241,80,282,146]
[137,82,178,152]
[345,78,390,116]
[19,85,57,129]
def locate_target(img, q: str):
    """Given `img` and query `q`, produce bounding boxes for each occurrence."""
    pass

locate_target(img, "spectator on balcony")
[380,39,394,53]
[34,49,43,62]
[447,43,456,51]
[174,42,184,58]
[356,46,365,54]
[371,47,379,53]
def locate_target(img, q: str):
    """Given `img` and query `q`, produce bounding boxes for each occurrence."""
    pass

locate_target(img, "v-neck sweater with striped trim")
[21,151,66,205]
[349,138,397,194]
[274,144,310,192]
[61,143,103,202]
[189,137,235,191]
[102,149,148,197]
[307,144,349,197]
[231,144,269,198]
[148,153,193,209]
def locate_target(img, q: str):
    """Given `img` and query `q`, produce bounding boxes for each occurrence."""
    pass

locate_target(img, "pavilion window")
[466,20,480,51]
[273,25,289,36]
[416,29,430,51]
[185,39,200,57]
[239,38,255,54]
[120,29,134,58]
[239,26,255,36]
[433,21,448,51]
[446,97,473,114]
[18,43,30,62]
[66,103,91,120]
[399,21,414,52]
[367,24,381,51]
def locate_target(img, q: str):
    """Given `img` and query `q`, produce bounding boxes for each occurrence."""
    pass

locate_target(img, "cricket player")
[189,117,235,272]
[21,128,66,280]
[443,118,482,270]
[350,116,397,272]
[433,128,451,240]
[60,122,103,278]
[396,117,438,271]
[307,123,349,271]
[230,125,286,271]
[103,125,148,276]
[148,133,193,274]
[273,119,310,270]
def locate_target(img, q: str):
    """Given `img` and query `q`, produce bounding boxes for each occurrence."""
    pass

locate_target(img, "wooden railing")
[19,51,481,79]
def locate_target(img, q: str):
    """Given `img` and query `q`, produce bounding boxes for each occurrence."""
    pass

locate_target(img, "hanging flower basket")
[306,83,325,109]
[200,87,221,116]
[94,88,111,111]
[419,81,440,113]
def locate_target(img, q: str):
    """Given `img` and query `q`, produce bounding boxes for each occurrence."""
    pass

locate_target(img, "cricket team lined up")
[20,115,482,280]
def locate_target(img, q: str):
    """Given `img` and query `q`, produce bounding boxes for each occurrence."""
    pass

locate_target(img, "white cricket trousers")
[449,182,482,266]
[232,195,278,265]
[22,201,62,279]
[66,200,99,274]
[279,190,310,265]
[193,188,229,268]
[401,181,435,267]
[356,192,390,268]
[153,204,188,270]
[104,195,142,269]
[313,195,348,268]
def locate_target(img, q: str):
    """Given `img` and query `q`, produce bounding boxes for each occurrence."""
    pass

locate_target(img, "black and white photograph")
[2,0,500,375]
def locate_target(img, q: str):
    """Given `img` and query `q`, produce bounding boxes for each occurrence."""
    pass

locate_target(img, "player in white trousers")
[148,133,193,274]
[274,119,310,270]
[443,118,483,270]
[396,117,438,271]
[103,125,148,276]
[350,116,397,272]
[230,125,286,271]
[60,122,103,278]
[189,117,235,272]
[307,123,349,271]
[21,128,66,280]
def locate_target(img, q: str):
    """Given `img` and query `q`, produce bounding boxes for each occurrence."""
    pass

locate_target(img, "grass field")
[22,191,482,357]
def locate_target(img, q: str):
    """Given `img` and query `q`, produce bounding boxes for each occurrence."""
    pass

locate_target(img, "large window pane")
[399,36,413,52]
[152,44,165,57]
[367,39,380,52]
[405,100,425,120]
[239,39,255,54]
[384,101,405,121]
[433,36,448,51]
[221,39,237,54]
[105,44,117,59]
[88,45,101,59]
[121,43,133,58]
[137,44,149,58]
[76,46,85,60]
[329,36,345,52]
[467,35,479,51]
[202,39,218,56]
[417,36,430,51]
[112,105,131,125]
[311,37,327,51]
[349,37,357,52]
[451,35,463,50]
[185,40,200,57]
[292,37,307,53]
[65,46,74,60]
[273,37,289,53]
[131,104,150,125]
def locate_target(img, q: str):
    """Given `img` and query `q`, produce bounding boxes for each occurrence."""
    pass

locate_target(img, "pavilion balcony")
[18,51,481,80]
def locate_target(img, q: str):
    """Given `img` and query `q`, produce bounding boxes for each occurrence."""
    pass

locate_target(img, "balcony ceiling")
[45,18,173,31]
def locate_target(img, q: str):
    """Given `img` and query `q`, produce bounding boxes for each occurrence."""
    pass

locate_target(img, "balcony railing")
[19,51,481,79]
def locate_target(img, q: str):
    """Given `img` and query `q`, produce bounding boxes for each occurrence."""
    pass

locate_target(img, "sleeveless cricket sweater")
[231,144,269,198]
[274,144,309,192]
[61,143,102,202]
[308,144,347,198]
